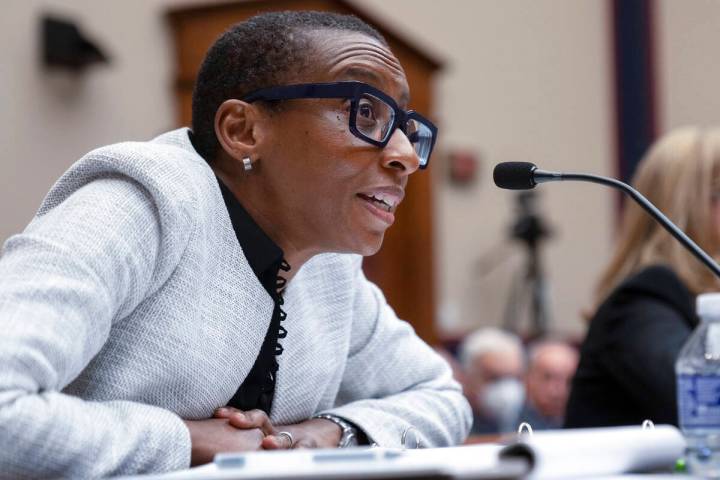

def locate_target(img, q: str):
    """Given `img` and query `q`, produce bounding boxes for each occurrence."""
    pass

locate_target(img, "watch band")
[312,414,359,448]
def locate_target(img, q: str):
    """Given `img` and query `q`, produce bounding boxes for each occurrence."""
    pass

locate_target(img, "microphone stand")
[536,171,720,279]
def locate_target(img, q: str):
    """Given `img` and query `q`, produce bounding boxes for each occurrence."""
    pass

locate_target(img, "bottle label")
[678,374,720,428]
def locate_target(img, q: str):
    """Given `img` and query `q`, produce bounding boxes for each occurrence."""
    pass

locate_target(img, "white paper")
[500,425,685,479]
[119,425,686,480]
[120,444,512,480]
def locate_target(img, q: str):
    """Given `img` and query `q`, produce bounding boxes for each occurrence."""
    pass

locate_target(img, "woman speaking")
[0,11,470,478]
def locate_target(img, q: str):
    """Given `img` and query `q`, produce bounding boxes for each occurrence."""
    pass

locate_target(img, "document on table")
[499,424,685,479]
[122,444,526,480]
[120,425,685,480]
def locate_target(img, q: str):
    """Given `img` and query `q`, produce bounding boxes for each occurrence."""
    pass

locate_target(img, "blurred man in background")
[460,328,525,434]
[517,340,578,430]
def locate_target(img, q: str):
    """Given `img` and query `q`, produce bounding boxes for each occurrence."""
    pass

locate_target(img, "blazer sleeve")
[0,177,191,478]
[320,262,472,447]
[599,297,692,424]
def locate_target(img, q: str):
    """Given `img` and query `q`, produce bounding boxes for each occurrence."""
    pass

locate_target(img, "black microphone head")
[493,162,538,190]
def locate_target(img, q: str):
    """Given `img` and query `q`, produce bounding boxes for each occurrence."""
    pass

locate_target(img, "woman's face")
[255,31,420,258]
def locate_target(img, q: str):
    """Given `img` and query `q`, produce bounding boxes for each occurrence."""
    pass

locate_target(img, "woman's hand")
[213,407,292,449]
[213,407,342,449]
[182,418,265,466]
[261,417,342,450]
[213,407,276,436]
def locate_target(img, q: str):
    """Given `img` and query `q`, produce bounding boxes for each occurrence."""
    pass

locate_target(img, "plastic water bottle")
[676,293,720,477]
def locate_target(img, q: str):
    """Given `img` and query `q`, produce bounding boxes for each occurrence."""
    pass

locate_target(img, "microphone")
[493,161,720,279]
[493,162,562,190]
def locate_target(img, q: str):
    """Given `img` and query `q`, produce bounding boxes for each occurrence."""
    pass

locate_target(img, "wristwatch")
[312,414,359,448]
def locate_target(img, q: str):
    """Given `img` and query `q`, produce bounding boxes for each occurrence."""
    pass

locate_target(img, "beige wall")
[657,0,720,131]
[9,0,712,338]
[0,0,179,236]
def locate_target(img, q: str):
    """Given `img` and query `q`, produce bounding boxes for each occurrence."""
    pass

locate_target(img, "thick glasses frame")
[242,81,437,169]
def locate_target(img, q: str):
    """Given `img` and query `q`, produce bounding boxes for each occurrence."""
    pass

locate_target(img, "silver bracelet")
[312,414,359,448]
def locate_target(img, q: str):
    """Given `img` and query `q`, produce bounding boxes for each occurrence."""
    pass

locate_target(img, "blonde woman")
[565,127,720,428]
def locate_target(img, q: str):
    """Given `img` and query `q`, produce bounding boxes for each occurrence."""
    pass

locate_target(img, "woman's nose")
[381,129,421,175]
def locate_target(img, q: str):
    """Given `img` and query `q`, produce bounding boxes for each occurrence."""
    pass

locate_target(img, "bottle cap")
[696,293,720,316]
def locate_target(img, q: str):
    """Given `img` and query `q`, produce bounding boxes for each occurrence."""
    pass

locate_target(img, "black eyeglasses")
[242,81,437,169]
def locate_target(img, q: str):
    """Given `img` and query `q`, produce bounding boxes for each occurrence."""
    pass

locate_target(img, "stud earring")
[242,157,252,171]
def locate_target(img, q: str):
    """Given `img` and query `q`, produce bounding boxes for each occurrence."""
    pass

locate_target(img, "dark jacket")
[564,265,697,428]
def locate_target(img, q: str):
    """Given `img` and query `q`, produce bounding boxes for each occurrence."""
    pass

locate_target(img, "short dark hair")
[191,10,387,162]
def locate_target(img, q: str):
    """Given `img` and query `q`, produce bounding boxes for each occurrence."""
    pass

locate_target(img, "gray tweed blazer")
[0,129,471,478]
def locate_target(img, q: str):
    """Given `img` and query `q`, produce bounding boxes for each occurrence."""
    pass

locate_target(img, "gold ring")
[277,430,294,447]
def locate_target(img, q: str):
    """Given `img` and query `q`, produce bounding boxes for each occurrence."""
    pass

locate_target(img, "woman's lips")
[357,193,396,225]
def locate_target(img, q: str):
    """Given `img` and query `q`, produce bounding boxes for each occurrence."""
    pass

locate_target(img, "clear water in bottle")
[676,293,720,478]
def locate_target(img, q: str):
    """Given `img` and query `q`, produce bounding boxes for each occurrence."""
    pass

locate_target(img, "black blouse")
[217,178,289,415]
[565,264,697,428]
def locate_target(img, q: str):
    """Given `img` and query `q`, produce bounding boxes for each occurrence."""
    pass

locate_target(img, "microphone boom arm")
[539,170,720,279]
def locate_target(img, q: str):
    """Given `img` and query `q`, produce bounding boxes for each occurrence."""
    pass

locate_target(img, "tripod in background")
[502,191,553,339]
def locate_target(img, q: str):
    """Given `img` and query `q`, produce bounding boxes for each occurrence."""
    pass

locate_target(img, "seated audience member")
[516,340,578,430]
[0,11,471,478]
[460,328,525,434]
[565,127,720,428]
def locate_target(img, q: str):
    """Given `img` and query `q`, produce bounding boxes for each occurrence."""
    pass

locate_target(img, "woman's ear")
[214,99,264,162]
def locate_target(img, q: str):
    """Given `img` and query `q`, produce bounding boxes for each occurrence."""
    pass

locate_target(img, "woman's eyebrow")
[338,66,411,107]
